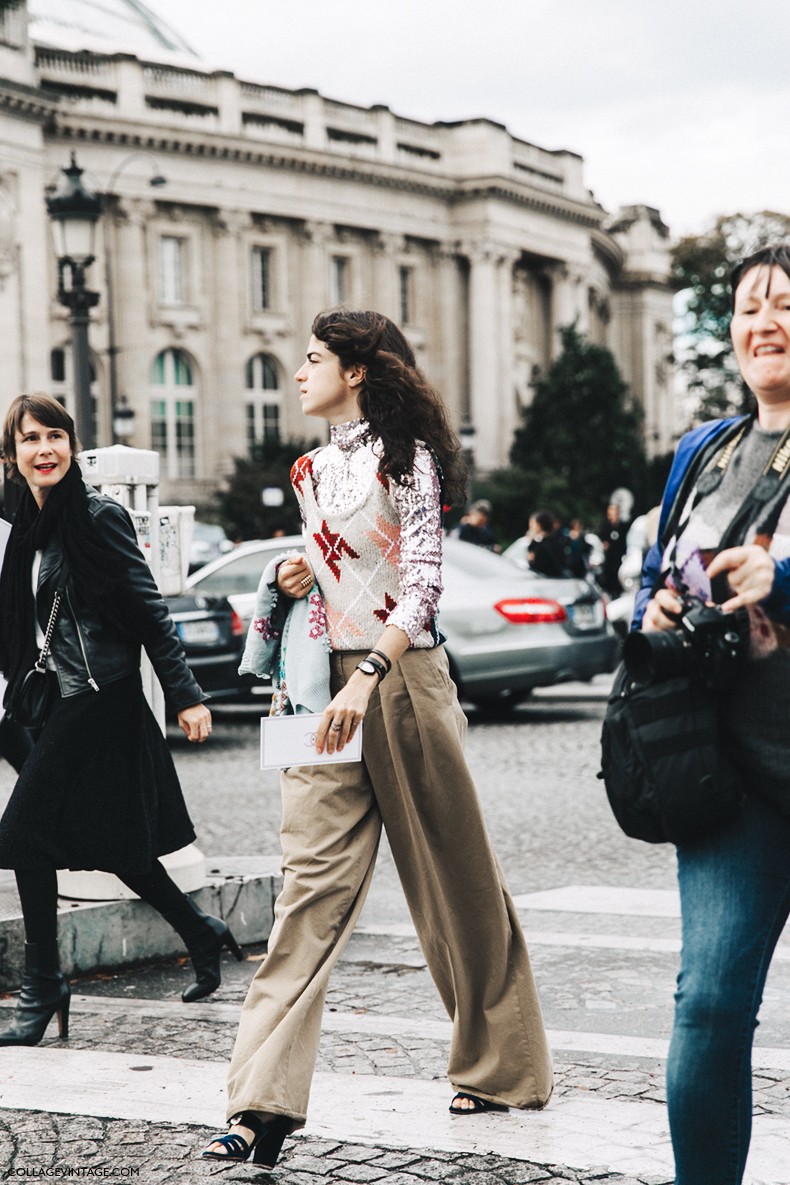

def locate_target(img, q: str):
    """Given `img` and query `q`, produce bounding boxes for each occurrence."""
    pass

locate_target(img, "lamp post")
[101,154,166,443]
[459,414,477,500]
[112,394,136,444]
[45,152,102,449]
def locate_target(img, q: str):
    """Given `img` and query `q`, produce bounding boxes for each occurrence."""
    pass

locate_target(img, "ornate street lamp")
[45,152,101,449]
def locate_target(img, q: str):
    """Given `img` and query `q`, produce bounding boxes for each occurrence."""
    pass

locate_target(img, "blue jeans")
[667,795,790,1184]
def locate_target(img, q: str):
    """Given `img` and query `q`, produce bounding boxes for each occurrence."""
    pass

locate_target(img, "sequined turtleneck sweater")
[290,419,443,649]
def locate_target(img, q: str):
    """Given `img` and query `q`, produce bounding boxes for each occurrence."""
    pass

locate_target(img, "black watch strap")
[356,656,387,681]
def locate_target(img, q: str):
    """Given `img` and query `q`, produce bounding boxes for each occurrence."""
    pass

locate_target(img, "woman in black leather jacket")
[0,394,241,1047]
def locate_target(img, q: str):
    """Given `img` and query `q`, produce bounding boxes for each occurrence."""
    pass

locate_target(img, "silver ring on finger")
[330,723,342,731]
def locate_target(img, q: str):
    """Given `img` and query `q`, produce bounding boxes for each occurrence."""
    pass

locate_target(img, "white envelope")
[260,712,363,770]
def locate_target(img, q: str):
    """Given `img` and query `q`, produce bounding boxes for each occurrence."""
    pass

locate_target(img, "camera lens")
[622,628,694,684]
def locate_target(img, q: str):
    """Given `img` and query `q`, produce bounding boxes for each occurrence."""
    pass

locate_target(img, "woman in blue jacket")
[633,245,790,1185]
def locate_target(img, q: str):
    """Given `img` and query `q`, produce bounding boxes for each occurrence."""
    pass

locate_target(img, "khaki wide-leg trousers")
[227,646,553,1125]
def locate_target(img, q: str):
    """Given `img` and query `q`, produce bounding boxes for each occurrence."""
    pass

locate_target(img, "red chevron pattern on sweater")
[313,519,360,581]
[291,454,314,492]
[374,592,398,623]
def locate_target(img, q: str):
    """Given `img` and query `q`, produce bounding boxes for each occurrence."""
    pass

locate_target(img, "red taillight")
[230,609,245,637]
[494,598,568,625]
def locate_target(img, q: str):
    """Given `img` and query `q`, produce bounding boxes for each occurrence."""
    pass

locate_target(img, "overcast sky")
[145,0,789,240]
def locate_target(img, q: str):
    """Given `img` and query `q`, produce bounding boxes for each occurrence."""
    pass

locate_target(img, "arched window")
[245,353,281,453]
[149,348,196,479]
[50,346,99,439]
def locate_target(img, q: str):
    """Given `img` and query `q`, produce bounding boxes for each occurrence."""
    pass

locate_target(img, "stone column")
[208,209,250,465]
[300,220,333,323]
[373,231,405,322]
[112,198,157,448]
[0,178,22,398]
[498,248,520,455]
[462,239,517,472]
[549,263,588,355]
[432,242,465,422]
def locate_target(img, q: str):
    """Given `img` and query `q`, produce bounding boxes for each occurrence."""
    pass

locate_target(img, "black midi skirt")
[0,670,196,874]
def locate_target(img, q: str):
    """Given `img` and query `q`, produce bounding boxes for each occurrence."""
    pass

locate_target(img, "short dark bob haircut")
[2,393,79,485]
[730,244,790,311]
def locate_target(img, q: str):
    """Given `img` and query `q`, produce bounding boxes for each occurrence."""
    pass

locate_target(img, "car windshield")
[443,540,536,580]
[190,540,305,596]
[192,550,273,596]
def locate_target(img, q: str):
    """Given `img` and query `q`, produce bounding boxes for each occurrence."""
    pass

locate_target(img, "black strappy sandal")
[449,1091,509,1116]
[201,1111,291,1167]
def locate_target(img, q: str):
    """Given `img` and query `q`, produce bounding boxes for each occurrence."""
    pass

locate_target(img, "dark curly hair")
[311,309,467,506]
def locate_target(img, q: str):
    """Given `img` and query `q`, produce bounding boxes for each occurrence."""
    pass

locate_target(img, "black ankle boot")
[0,941,70,1046]
[182,914,243,1003]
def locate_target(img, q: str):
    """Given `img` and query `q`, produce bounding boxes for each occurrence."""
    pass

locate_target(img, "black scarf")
[0,462,151,687]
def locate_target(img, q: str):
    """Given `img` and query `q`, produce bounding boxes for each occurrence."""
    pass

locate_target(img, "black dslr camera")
[622,595,749,689]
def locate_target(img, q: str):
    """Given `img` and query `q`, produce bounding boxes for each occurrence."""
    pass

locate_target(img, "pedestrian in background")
[632,245,790,1185]
[455,498,501,551]
[203,310,553,1168]
[598,500,629,596]
[527,509,571,577]
[0,394,240,1049]
[562,518,593,578]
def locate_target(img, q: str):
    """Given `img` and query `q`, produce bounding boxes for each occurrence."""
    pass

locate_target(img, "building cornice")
[591,227,625,273]
[0,77,58,123]
[50,116,606,228]
[614,272,674,292]
[454,177,605,229]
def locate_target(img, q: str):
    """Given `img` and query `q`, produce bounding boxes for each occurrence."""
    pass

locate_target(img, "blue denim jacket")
[633,416,790,630]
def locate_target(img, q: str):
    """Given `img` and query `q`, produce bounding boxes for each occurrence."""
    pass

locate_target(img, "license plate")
[571,602,601,629]
[179,620,221,645]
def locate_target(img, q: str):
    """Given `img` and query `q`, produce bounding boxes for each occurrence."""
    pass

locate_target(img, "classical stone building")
[0,0,675,506]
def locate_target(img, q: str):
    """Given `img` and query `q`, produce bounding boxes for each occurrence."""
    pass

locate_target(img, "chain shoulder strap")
[33,591,62,674]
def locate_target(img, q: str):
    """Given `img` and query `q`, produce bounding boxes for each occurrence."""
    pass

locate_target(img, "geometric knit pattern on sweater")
[290,418,443,650]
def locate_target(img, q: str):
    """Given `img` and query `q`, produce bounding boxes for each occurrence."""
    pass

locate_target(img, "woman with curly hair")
[203,310,553,1167]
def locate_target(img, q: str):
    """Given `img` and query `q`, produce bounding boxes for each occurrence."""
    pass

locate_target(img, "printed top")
[290,418,443,650]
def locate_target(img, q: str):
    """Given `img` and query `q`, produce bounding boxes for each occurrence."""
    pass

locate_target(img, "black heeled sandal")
[182,915,243,1003]
[449,1091,509,1116]
[201,1111,291,1167]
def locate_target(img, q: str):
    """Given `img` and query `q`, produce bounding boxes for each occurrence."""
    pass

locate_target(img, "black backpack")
[599,666,744,844]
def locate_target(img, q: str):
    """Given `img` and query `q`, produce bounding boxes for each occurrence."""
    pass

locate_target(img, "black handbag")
[599,664,744,844]
[5,591,61,735]
[599,417,790,845]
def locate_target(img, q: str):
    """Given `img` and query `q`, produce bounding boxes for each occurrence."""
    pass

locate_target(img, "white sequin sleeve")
[388,447,443,643]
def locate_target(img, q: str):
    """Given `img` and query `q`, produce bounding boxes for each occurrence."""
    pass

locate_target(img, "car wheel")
[466,690,533,714]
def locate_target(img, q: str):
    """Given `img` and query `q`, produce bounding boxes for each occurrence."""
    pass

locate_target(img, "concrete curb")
[0,855,281,990]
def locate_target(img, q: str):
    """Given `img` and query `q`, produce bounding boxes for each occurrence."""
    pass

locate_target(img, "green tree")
[672,210,790,420]
[215,434,319,541]
[490,324,648,537]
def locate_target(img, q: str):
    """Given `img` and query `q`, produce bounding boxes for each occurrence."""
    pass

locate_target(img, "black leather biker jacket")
[33,484,205,712]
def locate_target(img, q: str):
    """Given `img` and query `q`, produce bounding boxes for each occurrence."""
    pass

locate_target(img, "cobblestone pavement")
[1,681,788,1183]
[0,1112,668,1185]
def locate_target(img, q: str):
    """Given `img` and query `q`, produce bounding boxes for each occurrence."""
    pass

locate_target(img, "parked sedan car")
[165,591,247,702]
[188,520,233,574]
[440,537,618,708]
[186,535,618,709]
[184,538,303,701]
